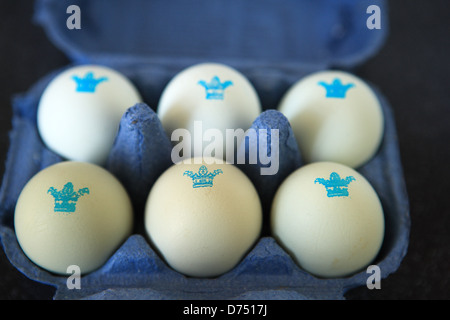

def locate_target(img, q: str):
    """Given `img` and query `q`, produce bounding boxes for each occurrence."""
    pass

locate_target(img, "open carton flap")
[34,0,388,71]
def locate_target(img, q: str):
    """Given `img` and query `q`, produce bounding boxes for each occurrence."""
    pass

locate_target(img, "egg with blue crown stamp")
[14,161,133,275]
[144,157,263,278]
[157,62,262,163]
[271,161,385,278]
[37,64,142,165]
[278,70,384,168]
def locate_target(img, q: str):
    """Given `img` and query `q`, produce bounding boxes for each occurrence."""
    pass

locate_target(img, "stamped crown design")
[183,165,223,188]
[198,76,233,100]
[72,71,108,93]
[318,78,355,98]
[47,182,90,212]
[314,172,355,197]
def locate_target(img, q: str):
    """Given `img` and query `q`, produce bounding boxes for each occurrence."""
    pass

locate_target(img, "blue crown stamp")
[183,165,223,188]
[72,71,108,93]
[314,172,355,197]
[198,76,233,100]
[318,78,355,98]
[47,182,90,213]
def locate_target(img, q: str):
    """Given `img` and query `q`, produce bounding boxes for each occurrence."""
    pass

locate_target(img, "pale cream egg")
[37,64,142,165]
[157,63,261,161]
[144,157,262,278]
[278,70,384,168]
[271,161,384,278]
[14,161,133,275]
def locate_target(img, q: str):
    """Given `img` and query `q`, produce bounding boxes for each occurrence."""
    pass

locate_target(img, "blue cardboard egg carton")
[0,0,410,300]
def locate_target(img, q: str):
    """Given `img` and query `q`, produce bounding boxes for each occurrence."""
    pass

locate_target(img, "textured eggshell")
[271,161,384,278]
[278,70,384,168]
[37,64,142,165]
[14,161,133,275]
[157,63,262,160]
[144,157,262,278]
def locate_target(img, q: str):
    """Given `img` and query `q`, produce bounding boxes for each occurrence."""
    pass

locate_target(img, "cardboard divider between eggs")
[0,66,410,299]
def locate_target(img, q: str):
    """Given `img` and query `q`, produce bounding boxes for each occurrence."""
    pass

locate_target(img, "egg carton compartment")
[0,60,410,300]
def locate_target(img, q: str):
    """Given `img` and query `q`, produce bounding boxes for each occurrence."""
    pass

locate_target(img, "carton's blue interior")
[0,0,410,300]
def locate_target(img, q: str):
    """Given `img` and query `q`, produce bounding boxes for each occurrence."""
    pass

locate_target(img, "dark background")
[1,1,449,300]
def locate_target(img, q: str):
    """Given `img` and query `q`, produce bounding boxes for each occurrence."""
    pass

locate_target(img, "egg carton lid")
[33,0,388,72]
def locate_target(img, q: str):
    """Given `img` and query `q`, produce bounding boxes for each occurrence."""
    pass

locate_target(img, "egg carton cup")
[0,0,410,299]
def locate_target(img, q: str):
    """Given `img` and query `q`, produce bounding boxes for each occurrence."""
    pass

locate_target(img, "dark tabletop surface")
[1,1,449,300]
